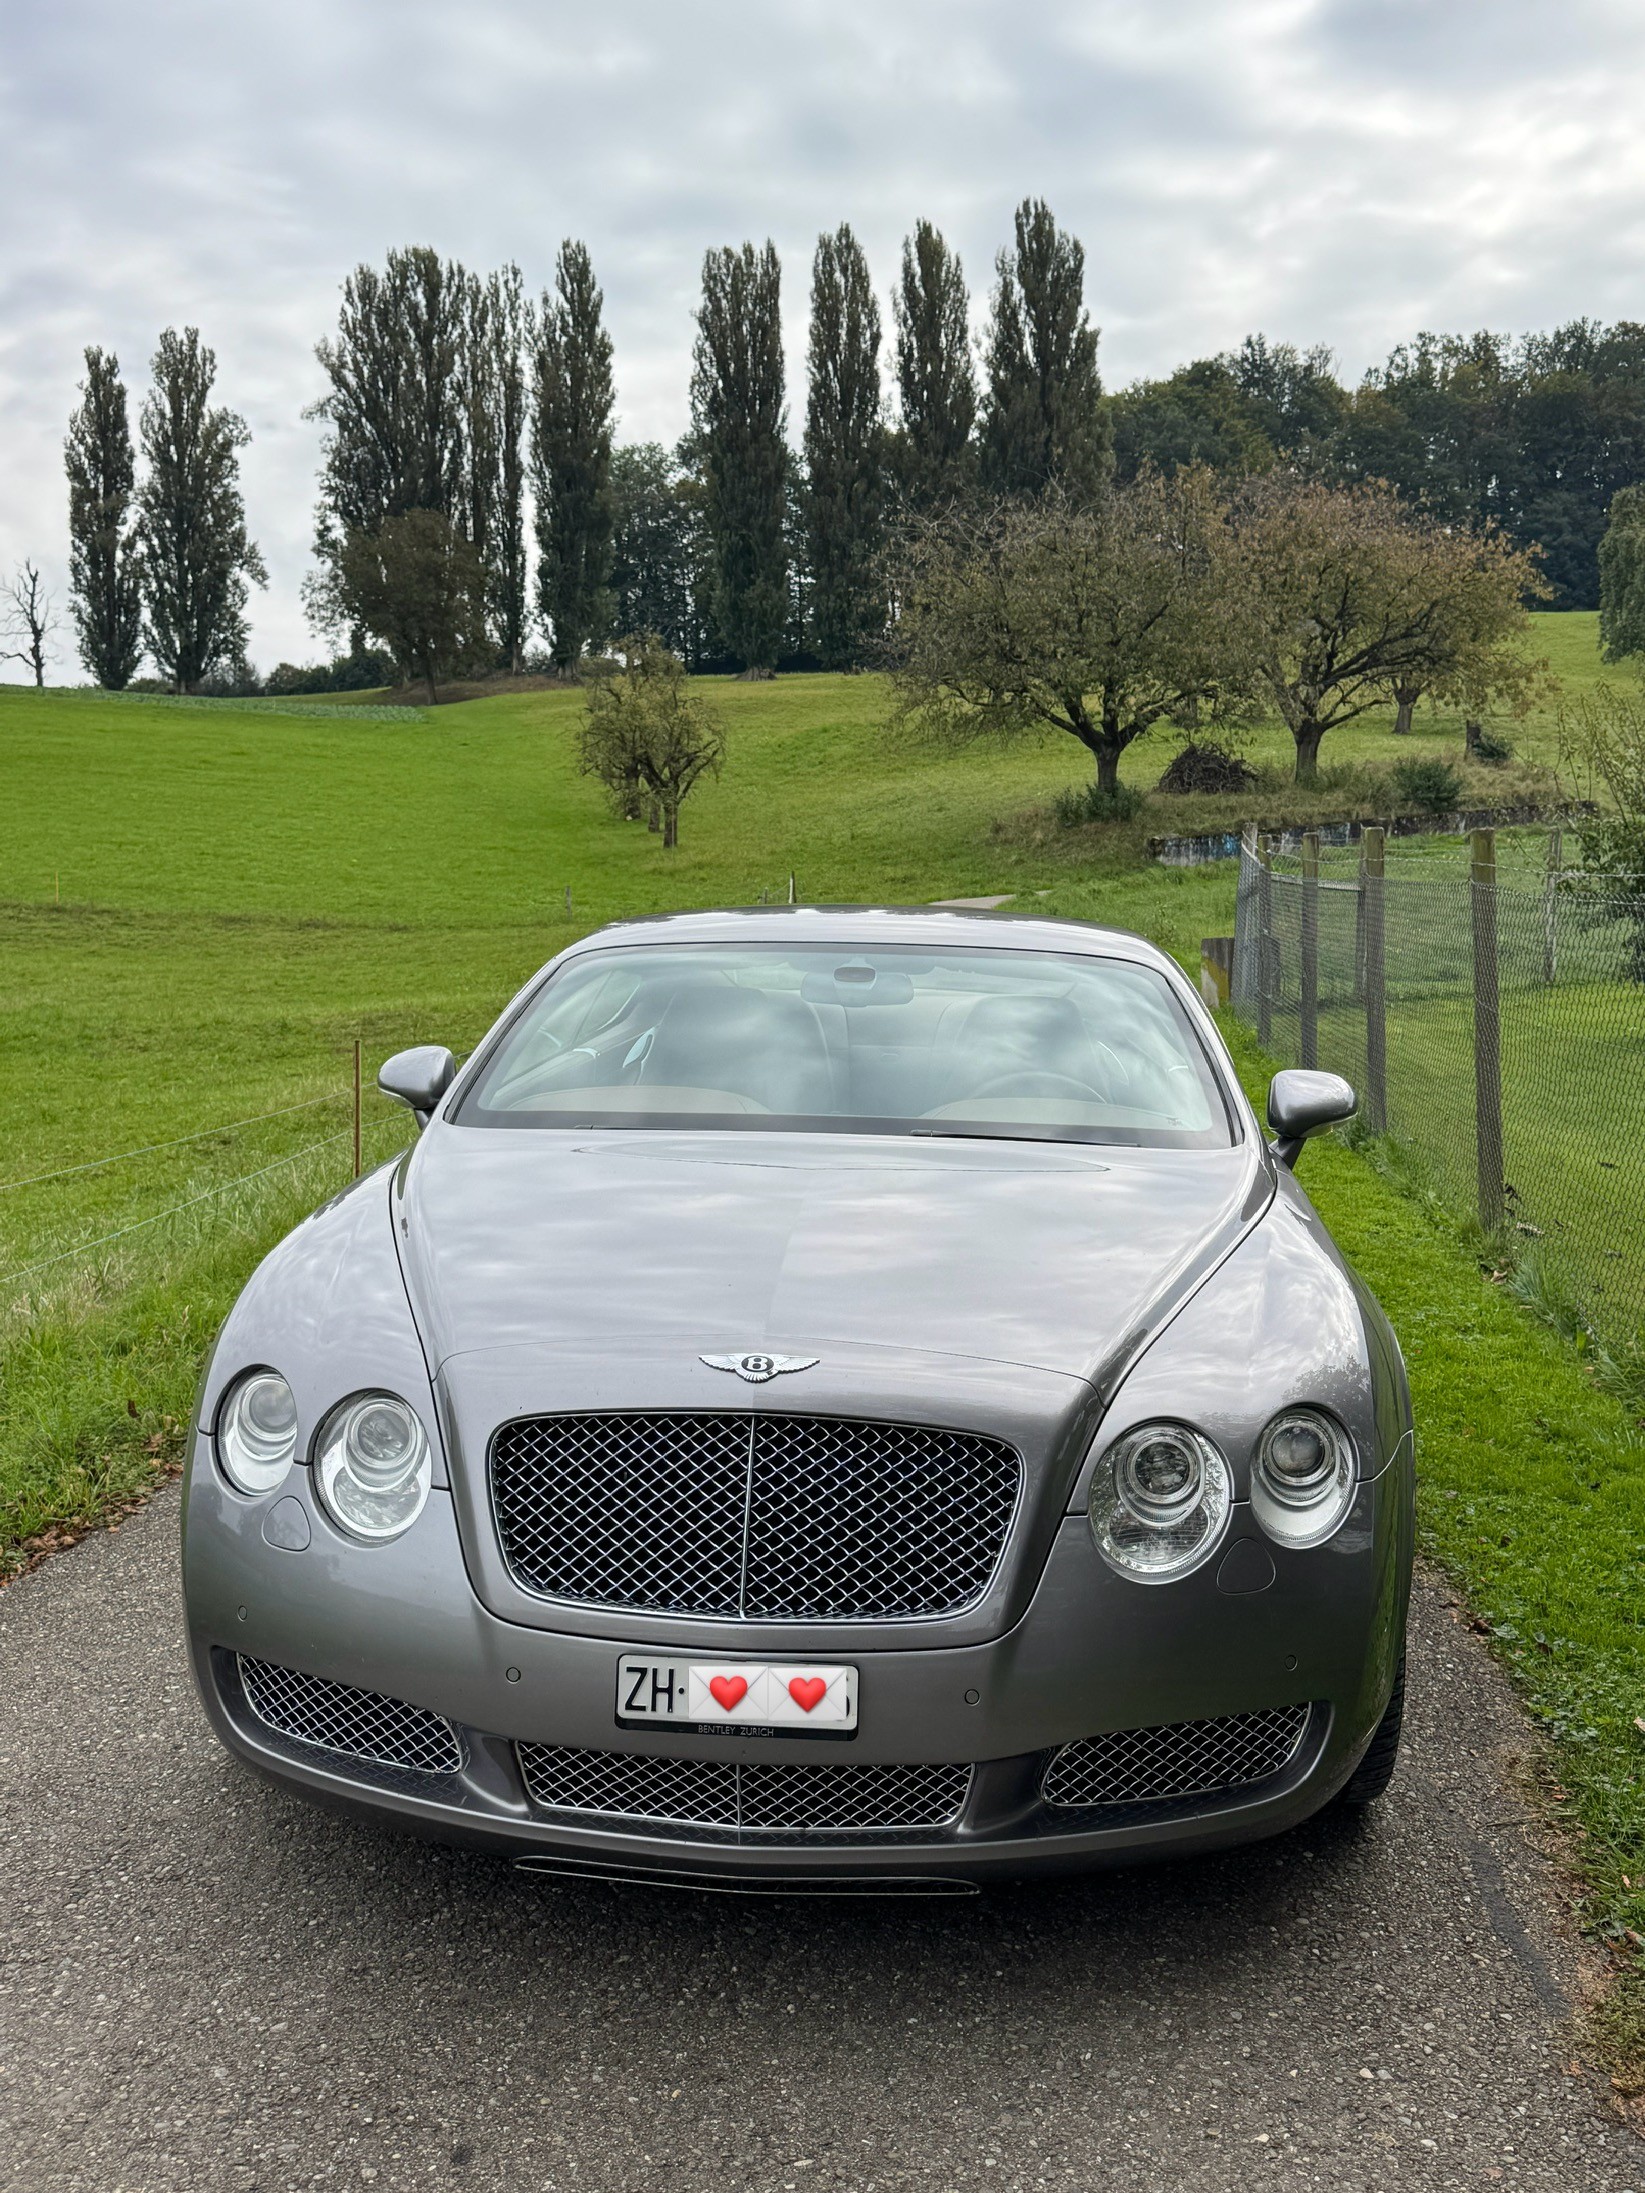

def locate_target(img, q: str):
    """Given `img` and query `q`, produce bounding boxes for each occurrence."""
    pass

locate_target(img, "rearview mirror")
[1266,1069,1356,1168]
[379,1045,457,1129]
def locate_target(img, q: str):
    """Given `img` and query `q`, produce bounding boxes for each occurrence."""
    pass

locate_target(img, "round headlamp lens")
[315,1394,431,1542]
[1252,1407,1356,1547]
[1117,1429,1203,1525]
[1090,1423,1231,1582]
[217,1371,298,1495]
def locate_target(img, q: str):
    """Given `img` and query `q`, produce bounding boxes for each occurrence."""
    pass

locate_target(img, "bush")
[264,648,395,697]
[1052,781,1146,827]
[1155,741,1255,795]
[1392,756,1464,816]
[1472,725,1514,763]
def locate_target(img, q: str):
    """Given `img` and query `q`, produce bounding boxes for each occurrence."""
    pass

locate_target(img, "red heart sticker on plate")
[788,1676,828,1713]
[708,1674,748,1712]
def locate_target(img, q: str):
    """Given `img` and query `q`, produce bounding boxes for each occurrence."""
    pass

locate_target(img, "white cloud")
[4,0,1645,672]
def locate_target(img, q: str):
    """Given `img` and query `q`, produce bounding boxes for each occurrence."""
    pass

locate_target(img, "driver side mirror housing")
[378,1045,457,1129]
[1266,1069,1356,1168]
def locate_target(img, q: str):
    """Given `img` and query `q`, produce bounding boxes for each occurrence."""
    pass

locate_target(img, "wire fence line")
[0,1091,348,1194]
[0,1129,362,1290]
[0,1042,391,1309]
[1227,825,1645,1344]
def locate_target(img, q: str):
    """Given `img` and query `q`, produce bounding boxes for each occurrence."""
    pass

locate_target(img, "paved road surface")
[0,1484,1637,2192]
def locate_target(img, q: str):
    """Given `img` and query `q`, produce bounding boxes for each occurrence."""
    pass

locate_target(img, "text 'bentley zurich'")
[183,908,1413,1890]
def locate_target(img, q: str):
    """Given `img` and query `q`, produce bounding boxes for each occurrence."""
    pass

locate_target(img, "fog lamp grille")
[1042,1704,1311,1811]
[236,1655,467,1777]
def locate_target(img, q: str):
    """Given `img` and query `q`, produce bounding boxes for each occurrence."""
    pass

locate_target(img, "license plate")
[616,1655,858,1738]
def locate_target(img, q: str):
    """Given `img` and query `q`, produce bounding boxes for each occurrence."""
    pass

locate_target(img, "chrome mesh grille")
[490,1412,1021,1621]
[1042,1705,1311,1811]
[516,1743,972,1837]
[237,1656,467,1777]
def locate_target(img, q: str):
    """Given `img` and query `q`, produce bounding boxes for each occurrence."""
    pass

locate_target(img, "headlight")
[314,1393,431,1542]
[1089,1422,1231,1582]
[1251,1406,1356,1548]
[217,1371,299,1495]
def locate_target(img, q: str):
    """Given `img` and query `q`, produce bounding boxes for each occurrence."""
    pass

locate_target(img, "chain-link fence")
[1228,828,1645,1343]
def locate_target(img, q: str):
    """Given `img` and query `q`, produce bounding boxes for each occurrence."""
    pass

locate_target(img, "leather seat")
[642,984,836,1116]
[941,995,1109,1104]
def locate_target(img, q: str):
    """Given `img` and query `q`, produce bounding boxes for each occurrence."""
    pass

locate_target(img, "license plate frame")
[615,1655,858,1740]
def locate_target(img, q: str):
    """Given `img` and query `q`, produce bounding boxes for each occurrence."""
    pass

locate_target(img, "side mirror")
[1266,1069,1356,1168]
[378,1045,457,1129]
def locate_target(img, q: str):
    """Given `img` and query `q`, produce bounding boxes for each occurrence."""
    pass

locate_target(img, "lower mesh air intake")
[236,1655,467,1777]
[517,1743,971,1837]
[1042,1704,1312,1811]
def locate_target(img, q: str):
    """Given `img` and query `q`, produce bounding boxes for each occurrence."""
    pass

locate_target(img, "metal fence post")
[1362,827,1387,1134]
[1543,825,1561,987]
[1256,838,1273,1049]
[1300,831,1320,1070]
[1471,828,1505,1233]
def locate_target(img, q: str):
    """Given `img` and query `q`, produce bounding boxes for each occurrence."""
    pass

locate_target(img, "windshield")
[454,943,1235,1148]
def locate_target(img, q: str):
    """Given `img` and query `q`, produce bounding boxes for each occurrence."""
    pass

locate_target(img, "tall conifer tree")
[137,329,266,692]
[533,241,616,670]
[804,224,885,668]
[691,242,788,675]
[980,200,1111,502]
[310,248,469,567]
[892,222,976,507]
[462,266,529,668]
[64,347,144,688]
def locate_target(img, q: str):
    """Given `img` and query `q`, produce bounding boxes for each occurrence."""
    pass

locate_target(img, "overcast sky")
[4,0,1645,676]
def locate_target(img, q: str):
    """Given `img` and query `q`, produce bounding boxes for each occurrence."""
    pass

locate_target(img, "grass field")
[5,611,1645,2064]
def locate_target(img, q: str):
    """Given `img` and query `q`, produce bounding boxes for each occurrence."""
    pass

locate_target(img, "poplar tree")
[691,242,788,675]
[892,221,976,507]
[64,347,144,688]
[980,200,1111,503]
[804,224,885,668]
[310,248,469,559]
[136,329,267,693]
[463,265,529,668]
[533,241,616,671]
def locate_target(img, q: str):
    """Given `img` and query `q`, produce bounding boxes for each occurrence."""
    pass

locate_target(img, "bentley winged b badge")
[700,1351,820,1385]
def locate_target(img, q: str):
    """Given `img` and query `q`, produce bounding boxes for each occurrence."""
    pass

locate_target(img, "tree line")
[49,202,1645,696]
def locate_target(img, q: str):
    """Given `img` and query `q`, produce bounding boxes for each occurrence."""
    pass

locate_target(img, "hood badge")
[701,1352,819,1385]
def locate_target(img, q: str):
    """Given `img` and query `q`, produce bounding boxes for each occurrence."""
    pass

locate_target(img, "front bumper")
[182,1440,1410,1888]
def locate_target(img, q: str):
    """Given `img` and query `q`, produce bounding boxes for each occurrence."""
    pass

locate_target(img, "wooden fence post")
[1471,828,1505,1233]
[1361,827,1387,1134]
[1300,831,1320,1070]
[1256,838,1273,1049]
[1542,825,1561,987]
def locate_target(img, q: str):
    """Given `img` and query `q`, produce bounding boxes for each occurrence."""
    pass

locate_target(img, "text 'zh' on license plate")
[616,1656,857,1737]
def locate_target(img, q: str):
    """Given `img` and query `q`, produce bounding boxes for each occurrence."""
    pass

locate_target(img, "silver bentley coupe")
[182,907,1413,1892]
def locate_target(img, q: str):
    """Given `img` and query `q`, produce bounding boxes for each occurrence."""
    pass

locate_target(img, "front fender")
[188,1158,446,1489]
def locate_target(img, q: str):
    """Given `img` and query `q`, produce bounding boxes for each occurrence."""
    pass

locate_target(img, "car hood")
[396,1127,1267,1391]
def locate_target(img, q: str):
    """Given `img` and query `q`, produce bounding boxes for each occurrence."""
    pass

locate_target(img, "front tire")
[1335,1653,1405,1807]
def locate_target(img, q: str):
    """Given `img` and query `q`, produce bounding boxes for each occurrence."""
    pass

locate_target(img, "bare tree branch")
[1,562,57,688]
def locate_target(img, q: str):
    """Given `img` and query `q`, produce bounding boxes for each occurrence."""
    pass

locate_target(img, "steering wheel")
[969,1070,1107,1102]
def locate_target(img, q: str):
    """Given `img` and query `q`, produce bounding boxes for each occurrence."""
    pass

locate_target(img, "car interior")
[455,944,1233,1146]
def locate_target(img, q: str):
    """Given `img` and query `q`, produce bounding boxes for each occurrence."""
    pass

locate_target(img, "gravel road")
[0,1483,1637,2193]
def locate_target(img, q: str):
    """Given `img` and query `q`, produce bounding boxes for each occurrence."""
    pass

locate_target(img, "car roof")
[553,904,1181,976]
